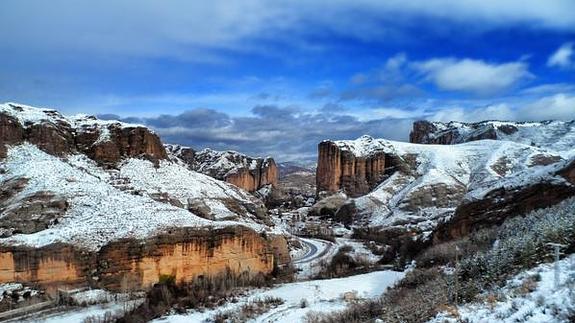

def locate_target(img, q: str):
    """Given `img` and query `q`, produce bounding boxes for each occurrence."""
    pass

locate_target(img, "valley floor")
[153,270,404,323]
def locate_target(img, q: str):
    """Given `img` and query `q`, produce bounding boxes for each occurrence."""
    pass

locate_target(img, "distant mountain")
[410,120,575,152]
[277,161,315,178]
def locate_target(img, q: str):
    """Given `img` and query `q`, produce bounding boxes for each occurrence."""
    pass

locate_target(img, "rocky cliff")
[166,145,278,192]
[0,102,167,165]
[0,226,285,293]
[405,119,575,242]
[316,136,389,197]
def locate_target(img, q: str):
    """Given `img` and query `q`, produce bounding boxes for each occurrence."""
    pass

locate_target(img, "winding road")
[292,238,333,265]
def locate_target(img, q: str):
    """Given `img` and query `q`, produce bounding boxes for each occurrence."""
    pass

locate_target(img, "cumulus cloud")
[428,104,516,123]
[547,42,574,69]
[413,58,532,95]
[520,93,575,120]
[428,94,575,123]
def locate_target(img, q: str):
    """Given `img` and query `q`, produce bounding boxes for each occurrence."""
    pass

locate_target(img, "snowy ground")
[431,254,575,323]
[20,299,143,323]
[154,270,404,323]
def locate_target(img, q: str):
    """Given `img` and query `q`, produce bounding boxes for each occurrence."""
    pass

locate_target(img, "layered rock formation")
[0,103,167,165]
[166,145,278,192]
[0,226,285,293]
[316,137,388,197]
[406,119,575,242]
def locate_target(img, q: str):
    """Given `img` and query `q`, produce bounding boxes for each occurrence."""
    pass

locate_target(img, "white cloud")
[426,94,575,123]
[519,93,575,120]
[547,42,574,69]
[413,58,532,94]
[429,104,516,123]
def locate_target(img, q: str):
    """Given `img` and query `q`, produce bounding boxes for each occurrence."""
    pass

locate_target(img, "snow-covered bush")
[460,197,575,286]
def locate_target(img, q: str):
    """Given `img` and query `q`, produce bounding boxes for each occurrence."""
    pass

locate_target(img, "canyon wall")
[0,226,286,293]
[316,141,387,197]
[76,124,168,166]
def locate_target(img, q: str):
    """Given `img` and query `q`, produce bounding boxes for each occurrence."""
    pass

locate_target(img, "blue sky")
[1,1,575,161]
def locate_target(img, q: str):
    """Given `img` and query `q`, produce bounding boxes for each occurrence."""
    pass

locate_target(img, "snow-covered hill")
[0,103,277,252]
[411,120,575,158]
[328,135,575,238]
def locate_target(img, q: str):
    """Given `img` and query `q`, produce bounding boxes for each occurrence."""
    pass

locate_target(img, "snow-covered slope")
[0,103,277,252]
[432,254,575,323]
[0,144,270,251]
[331,135,573,236]
[411,120,575,158]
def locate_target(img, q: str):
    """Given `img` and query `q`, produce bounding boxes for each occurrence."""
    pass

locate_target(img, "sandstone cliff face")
[166,145,278,192]
[226,160,279,192]
[76,123,167,166]
[316,140,387,197]
[0,226,285,293]
[0,103,167,165]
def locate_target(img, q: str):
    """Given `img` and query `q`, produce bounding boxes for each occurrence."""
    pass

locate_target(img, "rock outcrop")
[410,120,499,144]
[76,121,167,166]
[0,103,167,165]
[0,226,287,293]
[0,113,24,159]
[316,138,388,197]
[166,145,278,192]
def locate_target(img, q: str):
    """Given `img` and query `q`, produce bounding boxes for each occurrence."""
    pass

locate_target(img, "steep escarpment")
[166,144,278,192]
[316,136,390,197]
[0,226,285,292]
[0,102,167,165]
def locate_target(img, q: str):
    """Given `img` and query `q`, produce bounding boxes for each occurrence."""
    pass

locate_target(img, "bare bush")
[118,269,273,323]
[212,296,284,323]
